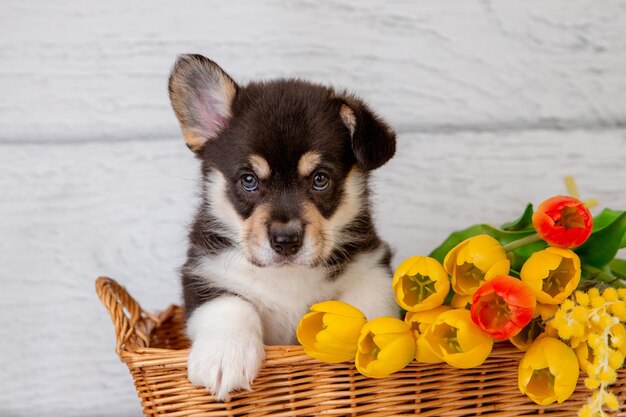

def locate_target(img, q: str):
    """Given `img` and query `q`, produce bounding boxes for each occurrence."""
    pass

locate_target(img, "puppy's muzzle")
[269,222,303,256]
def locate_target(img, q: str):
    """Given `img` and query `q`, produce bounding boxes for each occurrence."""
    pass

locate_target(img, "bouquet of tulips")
[297,183,626,417]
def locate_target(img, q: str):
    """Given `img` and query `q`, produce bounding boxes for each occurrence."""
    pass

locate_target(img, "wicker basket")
[96,276,626,416]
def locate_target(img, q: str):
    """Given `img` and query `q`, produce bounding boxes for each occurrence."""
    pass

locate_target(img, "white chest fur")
[191,245,397,345]
[193,252,337,344]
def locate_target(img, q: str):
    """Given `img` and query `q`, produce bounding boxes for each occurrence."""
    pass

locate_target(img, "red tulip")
[470,275,536,341]
[532,195,593,248]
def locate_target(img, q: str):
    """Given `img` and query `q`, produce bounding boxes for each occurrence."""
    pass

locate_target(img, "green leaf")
[501,203,534,231]
[592,208,624,229]
[428,223,546,271]
[429,225,483,264]
[610,259,626,279]
[575,210,626,268]
[430,205,540,263]
[481,225,548,271]
[581,263,626,288]
[593,208,626,248]
[581,263,614,281]
[480,225,535,243]
[590,209,626,248]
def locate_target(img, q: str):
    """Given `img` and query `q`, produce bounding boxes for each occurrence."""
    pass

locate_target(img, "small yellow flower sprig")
[548,287,626,417]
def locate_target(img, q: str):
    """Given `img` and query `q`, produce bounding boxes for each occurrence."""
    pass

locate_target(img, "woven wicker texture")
[96,277,626,416]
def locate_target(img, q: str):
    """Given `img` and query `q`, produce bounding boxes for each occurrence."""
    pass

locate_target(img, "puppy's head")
[169,54,395,267]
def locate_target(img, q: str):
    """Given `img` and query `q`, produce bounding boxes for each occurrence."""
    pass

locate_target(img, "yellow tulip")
[520,247,581,305]
[509,317,548,351]
[405,306,452,334]
[421,309,493,368]
[297,301,367,363]
[534,303,558,321]
[393,256,450,312]
[405,306,451,363]
[443,235,510,305]
[518,337,579,405]
[355,317,416,378]
[574,342,593,374]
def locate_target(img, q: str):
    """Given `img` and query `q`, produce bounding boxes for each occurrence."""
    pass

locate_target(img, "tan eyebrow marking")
[298,151,322,177]
[249,154,271,179]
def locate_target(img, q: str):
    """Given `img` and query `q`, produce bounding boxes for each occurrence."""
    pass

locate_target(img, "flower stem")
[581,264,626,288]
[502,233,543,253]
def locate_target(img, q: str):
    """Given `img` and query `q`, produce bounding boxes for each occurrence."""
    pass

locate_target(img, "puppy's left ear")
[168,54,238,152]
[338,97,396,171]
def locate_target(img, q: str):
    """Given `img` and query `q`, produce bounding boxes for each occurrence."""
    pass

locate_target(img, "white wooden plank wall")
[1,1,625,416]
[2,0,626,141]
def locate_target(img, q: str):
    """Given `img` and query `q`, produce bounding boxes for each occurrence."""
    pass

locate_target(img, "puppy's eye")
[312,172,330,192]
[240,174,259,192]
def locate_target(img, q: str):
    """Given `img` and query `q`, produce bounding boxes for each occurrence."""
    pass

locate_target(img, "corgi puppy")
[168,54,398,400]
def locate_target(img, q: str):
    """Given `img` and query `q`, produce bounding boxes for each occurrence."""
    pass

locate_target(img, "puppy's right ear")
[168,54,238,152]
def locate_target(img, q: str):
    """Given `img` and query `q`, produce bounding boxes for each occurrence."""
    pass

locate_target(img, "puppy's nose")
[269,223,303,256]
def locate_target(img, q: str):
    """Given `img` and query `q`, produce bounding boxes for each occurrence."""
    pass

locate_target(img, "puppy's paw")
[186,297,266,401]
[188,331,265,401]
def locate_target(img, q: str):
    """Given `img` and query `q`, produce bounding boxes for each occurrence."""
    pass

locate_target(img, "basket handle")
[95,276,159,354]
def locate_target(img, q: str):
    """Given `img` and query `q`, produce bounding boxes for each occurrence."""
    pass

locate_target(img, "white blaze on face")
[205,170,245,240]
[328,168,367,235]
[204,159,275,265]
[205,166,275,266]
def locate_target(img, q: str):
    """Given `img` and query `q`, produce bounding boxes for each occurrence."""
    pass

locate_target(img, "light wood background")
[1,1,625,416]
